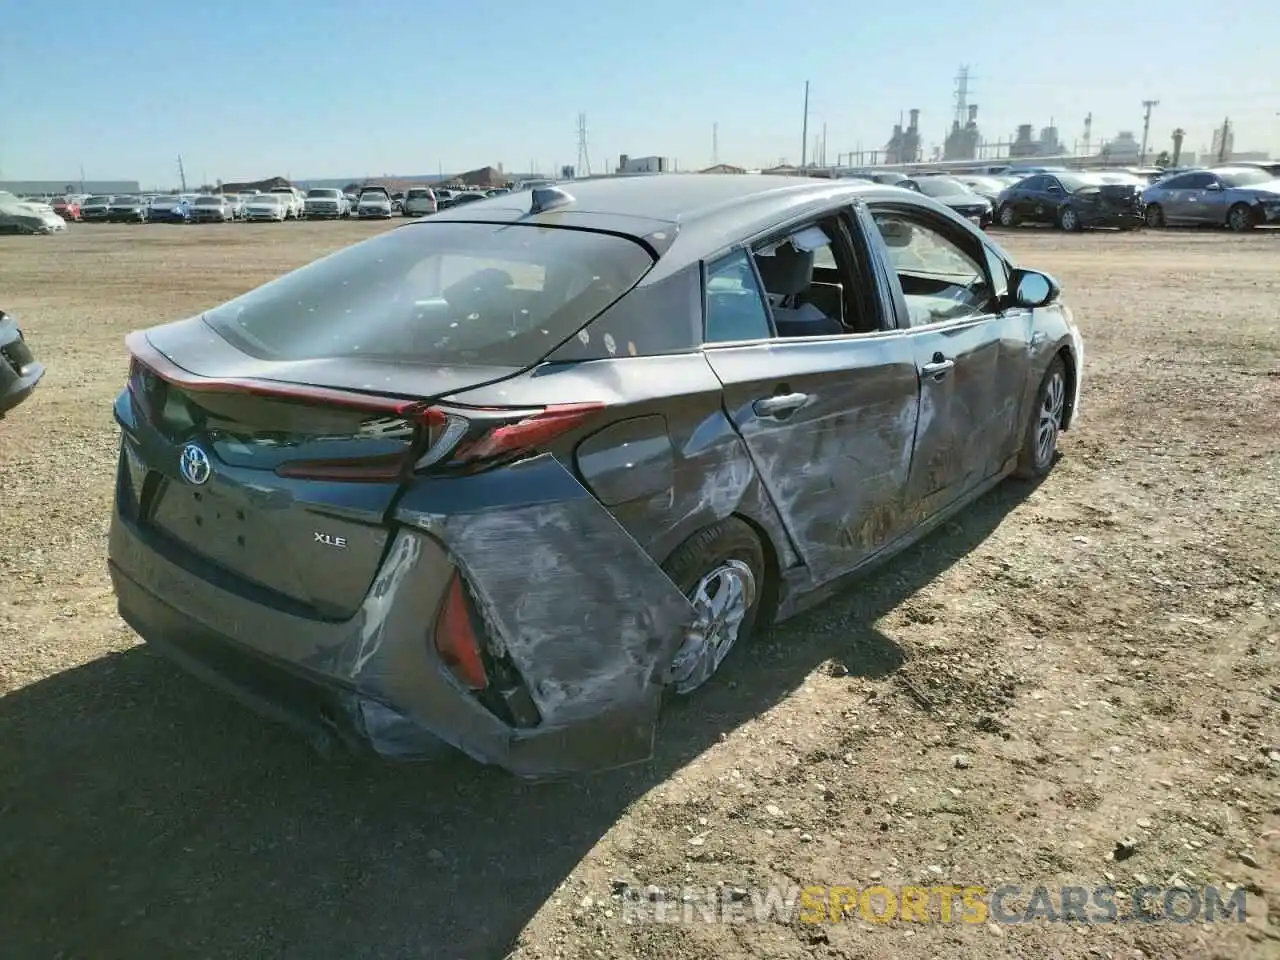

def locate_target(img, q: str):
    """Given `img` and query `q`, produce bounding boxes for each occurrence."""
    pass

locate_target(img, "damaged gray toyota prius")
[109,174,1083,777]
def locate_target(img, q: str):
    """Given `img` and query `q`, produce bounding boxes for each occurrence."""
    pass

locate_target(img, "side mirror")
[1205,182,1223,191]
[1012,269,1059,308]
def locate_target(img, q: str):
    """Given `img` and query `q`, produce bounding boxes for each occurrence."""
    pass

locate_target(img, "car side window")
[871,210,994,328]
[704,249,773,344]
[1183,173,1215,189]
[1019,176,1046,192]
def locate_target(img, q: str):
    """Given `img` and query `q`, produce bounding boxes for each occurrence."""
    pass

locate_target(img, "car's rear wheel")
[1014,356,1067,479]
[997,204,1018,228]
[1145,203,1165,228]
[1227,202,1255,232]
[1058,206,1082,232]
[663,518,765,695]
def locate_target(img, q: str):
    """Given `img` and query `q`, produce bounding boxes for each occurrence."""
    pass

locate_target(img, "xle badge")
[314,532,348,548]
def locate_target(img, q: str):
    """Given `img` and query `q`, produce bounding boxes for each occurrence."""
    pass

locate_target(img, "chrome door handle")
[921,359,955,379]
[753,392,809,417]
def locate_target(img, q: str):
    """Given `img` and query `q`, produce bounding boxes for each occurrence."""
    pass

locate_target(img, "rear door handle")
[921,358,955,379]
[753,392,809,417]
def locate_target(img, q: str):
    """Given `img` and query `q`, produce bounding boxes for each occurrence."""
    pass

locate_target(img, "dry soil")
[0,222,1276,960]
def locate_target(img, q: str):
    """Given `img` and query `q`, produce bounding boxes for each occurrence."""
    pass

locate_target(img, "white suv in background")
[402,187,437,217]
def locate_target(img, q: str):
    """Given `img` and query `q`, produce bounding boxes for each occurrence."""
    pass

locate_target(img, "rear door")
[862,202,1028,518]
[700,209,921,584]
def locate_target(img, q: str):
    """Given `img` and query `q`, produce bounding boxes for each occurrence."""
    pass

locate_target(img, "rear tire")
[662,518,766,695]
[1014,356,1068,480]
[1145,203,1165,228]
[1058,206,1082,232]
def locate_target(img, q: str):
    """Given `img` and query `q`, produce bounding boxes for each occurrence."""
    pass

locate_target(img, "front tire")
[662,518,766,695]
[1145,203,1165,228]
[1227,203,1255,232]
[1014,356,1068,480]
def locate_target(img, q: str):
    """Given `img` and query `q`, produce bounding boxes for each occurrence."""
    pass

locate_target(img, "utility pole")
[1139,99,1159,164]
[821,122,828,167]
[800,81,810,169]
[176,154,187,193]
[576,113,592,177]
[712,122,719,166]
[79,163,86,193]
[1217,117,1232,163]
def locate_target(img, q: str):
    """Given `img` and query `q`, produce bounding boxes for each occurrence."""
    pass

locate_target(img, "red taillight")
[435,575,489,690]
[452,402,604,464]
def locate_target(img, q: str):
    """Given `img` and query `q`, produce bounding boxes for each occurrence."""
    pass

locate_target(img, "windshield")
[250,194,279,204]
[114,197,139,204]
[1218,169,1272,188]
[202,222,655,366]
[307,189,338,198]
[913,177,970,198]
[196,197,222,205]
[360,191,389,201]
[85,196,112,204]
[406,189,431,199]
[151,197,176,206]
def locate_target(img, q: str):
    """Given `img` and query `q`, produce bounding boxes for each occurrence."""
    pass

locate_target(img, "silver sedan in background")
[1142,167,1280,231]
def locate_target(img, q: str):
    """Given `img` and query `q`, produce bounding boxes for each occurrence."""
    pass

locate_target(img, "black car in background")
[1,310,45,417]
[900,176,992,227]
[995,172,1145,231]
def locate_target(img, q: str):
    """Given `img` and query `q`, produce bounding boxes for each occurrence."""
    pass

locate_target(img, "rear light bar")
[126,332,605,480]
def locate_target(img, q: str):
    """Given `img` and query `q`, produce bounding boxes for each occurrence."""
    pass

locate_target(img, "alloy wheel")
[669,559,756,694]
[1036,369,1066,469]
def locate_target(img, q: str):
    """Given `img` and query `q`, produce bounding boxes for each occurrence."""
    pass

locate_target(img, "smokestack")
[908,109,920,131]
[968,104,978,124]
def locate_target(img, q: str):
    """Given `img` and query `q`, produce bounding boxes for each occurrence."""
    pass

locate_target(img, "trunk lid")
[122,325,520,620]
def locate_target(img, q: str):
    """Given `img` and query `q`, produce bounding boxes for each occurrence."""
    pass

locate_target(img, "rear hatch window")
[202,221,656,367]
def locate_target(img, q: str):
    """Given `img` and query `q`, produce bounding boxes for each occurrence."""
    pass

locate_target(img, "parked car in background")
[243,193,288,222]
[107,196,150,223]
[390,192,405,212]
[1236,160,1280,178]
[268,187,304,219]
[402,186,438,216]
[0,193,67,234]
[52,196,81,221]
[80,195,114,222]
[955,176,1007,208]
[900,176,992,227]
[304,188,348,219]
[1141,167,1280,231]
[356,187,394,218]
[995,172,1145,231]
[1,309,45,416]
[190,195,236,223]
[343,193,359,213]
[109,175,1082,777]
[447,191,487,209]
[148,196,189,223]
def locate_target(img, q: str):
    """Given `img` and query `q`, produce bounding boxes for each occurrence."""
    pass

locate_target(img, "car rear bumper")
[108,451,695,777]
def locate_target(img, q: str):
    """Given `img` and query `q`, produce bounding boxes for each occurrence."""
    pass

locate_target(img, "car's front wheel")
[1226,202,1255,232]
[663,518,766,695]
[1014,356,1068,479]
[1145,203,1165,228]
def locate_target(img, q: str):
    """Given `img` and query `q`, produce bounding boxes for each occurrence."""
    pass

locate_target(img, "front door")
[862,204,1023,518]
[700,221,920,585]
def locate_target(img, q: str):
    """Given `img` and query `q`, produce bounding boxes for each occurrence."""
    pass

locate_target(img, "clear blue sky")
[5,0,1277,186]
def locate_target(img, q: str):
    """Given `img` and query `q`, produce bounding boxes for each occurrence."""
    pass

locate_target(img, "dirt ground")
[0,222,1276,960]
